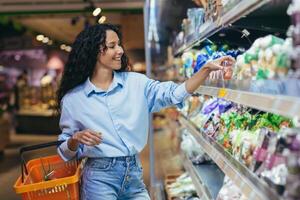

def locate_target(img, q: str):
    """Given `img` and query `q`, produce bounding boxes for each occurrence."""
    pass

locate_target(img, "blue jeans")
[81,155,150,200]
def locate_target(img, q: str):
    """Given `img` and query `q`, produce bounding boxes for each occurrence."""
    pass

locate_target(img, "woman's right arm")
[58,99,102,161]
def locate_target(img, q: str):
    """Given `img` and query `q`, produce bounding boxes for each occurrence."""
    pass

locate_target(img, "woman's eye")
[107,43,121,49]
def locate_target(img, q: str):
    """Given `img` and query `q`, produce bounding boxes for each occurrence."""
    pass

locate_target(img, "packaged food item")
[167,172,198,198]
[233,35,292,80]
[261,164,288,195]
[222,60,234,80]
[216,176,243,200]
[283,128,300,200]
[194,54,209,73]
[288,0,300,45]
[181,129,207,160]
[252,129,275,172]
[287,0,300,78]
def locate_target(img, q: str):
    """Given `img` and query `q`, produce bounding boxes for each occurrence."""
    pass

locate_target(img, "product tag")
[218,88,227,98]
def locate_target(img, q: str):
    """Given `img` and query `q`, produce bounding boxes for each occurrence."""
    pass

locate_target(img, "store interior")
[1,0,300,200]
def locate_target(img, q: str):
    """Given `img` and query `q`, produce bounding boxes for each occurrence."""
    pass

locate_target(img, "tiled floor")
[0,126,181,200]
[0,132,57,200]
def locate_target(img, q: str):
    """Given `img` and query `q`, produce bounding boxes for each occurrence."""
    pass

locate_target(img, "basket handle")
[20,140,65,183]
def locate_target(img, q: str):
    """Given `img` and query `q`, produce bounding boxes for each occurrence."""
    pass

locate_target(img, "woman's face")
[98,30,124,70]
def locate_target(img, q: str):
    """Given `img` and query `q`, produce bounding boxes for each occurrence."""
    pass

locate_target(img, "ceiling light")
[93,8,101,16]
[219,33,226,37]
[60,44,66,50]
[42,37,49,43]
[65,46,72,52]
[36,34,44,41]
[98,16,106,24]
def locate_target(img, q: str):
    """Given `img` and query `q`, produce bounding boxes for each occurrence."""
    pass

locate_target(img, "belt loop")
[112,157,116,166]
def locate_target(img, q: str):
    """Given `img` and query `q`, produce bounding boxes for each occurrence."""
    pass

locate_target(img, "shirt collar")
[83,71,124,96]
[113,71,124,88]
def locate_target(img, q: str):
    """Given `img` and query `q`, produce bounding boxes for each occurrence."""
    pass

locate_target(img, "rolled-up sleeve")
[57,99,82,161]
[142,75,191,112]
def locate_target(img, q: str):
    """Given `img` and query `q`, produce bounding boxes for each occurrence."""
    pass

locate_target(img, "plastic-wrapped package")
[216,176,243,200]
[186,8,205,37]
[283,128,300,200]
[229,129,258,167]
[261,164,288,195]
[194,54,209,73]
[167,173,197,198]
[182,52,195,78]
[180,129,211,164]
[252,129,274,172]
[233,35,292,80]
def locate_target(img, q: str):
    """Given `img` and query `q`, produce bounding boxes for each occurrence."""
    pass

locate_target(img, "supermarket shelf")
[181,153,224,200]
[193,163,224,199]
[181,153,209,200]
[179,115,282,200]
[195,85,300,119]
[174,0,270,56]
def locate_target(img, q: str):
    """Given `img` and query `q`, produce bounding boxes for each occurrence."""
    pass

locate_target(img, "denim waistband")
[87,154,138,163]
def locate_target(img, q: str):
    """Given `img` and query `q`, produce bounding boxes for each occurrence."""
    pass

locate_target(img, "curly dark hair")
[56,24,129,112]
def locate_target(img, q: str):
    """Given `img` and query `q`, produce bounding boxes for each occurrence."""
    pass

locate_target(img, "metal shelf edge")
[196,86,300,119]
[179,115,282,200]
[180,153,211,200]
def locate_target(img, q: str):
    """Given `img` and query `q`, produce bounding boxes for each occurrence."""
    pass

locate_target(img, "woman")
[57,24,234,200]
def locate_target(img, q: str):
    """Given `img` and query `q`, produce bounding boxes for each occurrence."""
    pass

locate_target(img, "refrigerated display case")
[144,0,300,199]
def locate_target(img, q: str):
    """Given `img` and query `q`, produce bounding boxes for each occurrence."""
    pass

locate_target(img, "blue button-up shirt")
[58,71,190,161]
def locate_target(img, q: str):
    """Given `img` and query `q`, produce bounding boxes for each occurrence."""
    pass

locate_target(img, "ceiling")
[0,0,144,14]
[12,13,126,44]
[0,0,144,45]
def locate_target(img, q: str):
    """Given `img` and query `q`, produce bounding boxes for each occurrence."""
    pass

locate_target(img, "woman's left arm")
[142,56,234,113]
[185,56,235,93]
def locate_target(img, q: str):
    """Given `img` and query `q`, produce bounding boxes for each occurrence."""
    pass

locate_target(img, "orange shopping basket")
[14,141,83,200]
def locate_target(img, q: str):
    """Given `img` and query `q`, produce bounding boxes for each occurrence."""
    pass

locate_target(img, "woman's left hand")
[204,56,235,72]
[185,56,235,94]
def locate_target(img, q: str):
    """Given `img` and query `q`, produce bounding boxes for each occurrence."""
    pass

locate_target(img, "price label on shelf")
[218,88,227,98]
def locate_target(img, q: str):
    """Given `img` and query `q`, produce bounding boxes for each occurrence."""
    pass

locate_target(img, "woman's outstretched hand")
[204,56,235,72]
[185,56,235,94]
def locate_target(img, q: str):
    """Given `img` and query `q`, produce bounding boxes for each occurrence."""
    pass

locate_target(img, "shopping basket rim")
[13,156,81,194]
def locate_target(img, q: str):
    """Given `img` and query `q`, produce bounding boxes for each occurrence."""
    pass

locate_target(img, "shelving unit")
[180,153,224,200]
[179,115,282,200]
[153,0,298,199]
[174,0,271,56]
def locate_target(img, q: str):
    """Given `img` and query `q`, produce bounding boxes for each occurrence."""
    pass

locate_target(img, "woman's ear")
[99,48,104,54]
[99,44,105,54]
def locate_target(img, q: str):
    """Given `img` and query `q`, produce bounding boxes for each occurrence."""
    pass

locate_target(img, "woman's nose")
[117,46,124,55]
